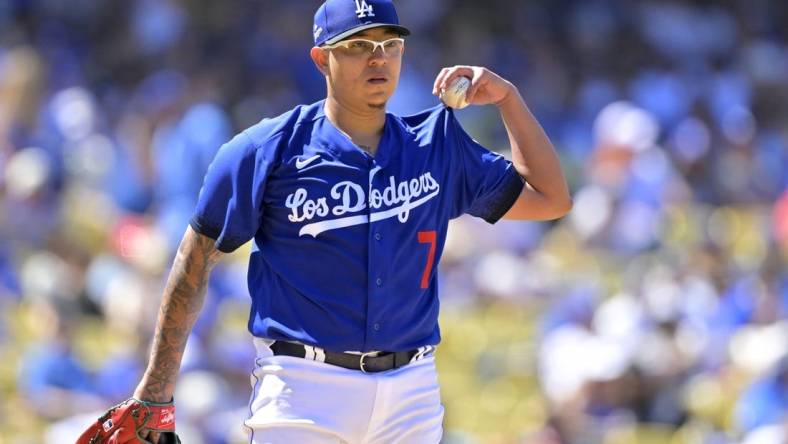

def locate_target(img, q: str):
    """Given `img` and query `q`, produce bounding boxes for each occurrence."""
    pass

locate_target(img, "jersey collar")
[315,100,399,168]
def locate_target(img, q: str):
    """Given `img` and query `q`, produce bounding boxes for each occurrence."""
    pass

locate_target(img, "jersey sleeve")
[446,110,524,223]
[189,130,278,252]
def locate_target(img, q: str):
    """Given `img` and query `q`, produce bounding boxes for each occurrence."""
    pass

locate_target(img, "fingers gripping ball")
[440,76,471,109]
[76,398,180,444]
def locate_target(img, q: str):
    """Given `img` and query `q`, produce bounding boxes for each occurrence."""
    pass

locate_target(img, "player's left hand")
[432,65,516,107]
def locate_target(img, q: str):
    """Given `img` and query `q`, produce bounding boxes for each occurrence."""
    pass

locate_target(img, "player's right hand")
[76,398,178,444]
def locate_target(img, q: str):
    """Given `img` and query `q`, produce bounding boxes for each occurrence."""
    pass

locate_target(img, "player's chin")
[364,91,393,109]
[366,96,391,109]
[366,101,387,110]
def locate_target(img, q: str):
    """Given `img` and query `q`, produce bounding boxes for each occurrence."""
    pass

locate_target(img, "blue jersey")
[190,101,523,352]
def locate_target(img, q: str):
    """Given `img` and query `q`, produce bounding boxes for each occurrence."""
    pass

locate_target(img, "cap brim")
[323,23,411,46]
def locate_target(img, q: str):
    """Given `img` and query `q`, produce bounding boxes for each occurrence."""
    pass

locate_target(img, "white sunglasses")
[322,38,405,57]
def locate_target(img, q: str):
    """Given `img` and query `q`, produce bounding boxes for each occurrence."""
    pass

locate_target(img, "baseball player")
[78,0,571,442]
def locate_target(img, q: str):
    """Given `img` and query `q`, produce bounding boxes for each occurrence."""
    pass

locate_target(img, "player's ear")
[310,47,329,76]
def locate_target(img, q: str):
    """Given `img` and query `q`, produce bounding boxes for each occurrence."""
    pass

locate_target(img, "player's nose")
[368,49,387,65]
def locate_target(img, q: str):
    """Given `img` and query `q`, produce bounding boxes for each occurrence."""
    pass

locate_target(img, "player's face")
[321,27,403,110]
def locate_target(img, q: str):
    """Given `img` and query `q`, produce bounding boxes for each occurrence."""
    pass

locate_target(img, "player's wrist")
[135,392,173,403]
[134,383,174,404]
[493,82,518,108]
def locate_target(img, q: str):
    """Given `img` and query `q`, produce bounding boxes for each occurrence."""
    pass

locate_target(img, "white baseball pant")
[244,338,444,444]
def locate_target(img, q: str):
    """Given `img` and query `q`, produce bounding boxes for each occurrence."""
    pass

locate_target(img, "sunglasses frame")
[322,37,405,57]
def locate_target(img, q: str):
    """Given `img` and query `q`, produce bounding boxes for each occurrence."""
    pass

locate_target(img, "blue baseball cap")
[313,0,411,47]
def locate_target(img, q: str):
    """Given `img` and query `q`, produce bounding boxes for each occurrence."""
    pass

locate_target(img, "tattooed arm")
[133,226,224,432]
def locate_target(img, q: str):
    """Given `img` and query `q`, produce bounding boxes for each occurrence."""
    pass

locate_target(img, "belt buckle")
[359,351,377,374]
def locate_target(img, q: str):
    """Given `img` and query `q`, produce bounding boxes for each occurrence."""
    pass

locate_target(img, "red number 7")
[417,230,437,289]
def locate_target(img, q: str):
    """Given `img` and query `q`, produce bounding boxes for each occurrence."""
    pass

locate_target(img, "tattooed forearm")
[134,226,224,402]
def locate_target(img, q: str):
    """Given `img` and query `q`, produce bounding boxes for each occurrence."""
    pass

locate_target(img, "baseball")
[440,76,471,109]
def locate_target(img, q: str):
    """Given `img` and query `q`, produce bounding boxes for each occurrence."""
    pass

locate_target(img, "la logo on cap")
[355,0,375,18]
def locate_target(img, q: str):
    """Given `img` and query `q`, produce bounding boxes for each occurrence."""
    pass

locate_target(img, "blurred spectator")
[736,352,788,432]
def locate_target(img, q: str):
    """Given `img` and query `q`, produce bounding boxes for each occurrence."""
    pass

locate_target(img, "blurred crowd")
[1,0,787,443]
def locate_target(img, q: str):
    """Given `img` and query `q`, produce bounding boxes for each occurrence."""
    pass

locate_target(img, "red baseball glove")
[76,398,178,444]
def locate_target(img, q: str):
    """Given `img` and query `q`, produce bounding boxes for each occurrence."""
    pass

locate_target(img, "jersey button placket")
[367,161,385,342]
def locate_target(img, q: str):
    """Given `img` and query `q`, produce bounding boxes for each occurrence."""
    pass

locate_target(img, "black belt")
[270,341,428,373]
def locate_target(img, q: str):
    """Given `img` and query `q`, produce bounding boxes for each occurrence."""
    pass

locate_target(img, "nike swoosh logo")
[295,154,321,170]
